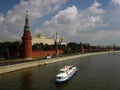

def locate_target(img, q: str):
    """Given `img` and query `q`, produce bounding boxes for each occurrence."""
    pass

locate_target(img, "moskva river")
[0,52,120,90]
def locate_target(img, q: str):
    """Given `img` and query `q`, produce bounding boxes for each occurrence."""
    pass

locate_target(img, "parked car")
[46,55,51,59]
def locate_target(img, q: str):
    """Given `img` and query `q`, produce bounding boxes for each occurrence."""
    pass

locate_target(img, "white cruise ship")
[56,65,78,83]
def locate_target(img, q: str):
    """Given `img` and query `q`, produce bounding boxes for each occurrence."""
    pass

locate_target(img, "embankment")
[0,51,119,74]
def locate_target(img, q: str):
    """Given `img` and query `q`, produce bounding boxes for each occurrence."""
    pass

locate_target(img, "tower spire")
[24,10,30,31]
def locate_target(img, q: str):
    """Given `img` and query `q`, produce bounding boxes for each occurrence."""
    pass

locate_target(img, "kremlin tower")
[21,11,32,60]
[55,32,60,55]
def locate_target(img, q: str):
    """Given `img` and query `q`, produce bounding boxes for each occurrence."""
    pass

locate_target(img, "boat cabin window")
[60,71,64,73]
[69,67,73,69]
[57,77,62,79]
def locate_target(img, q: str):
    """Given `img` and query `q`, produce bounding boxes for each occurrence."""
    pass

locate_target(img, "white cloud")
[112,0,120,4]
[0,16,4,22]
[90,30,120,45]
[85,0,120,45]
[41,1,105,41]
[86,0,104,15]
[103,0,120,31]
[44,6,78,26]
[0,0,67,40]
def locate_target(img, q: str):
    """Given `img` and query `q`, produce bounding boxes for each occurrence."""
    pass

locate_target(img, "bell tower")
[21,11,32,60]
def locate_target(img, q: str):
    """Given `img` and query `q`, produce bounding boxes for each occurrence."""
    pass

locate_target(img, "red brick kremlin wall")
[32,50,63,58]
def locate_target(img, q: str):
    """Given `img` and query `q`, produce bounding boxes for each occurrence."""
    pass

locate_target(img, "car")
[46,55,51,59]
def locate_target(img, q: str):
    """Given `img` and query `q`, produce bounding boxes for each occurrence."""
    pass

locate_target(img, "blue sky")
[0,0,109,14]
[0,0,20,14]
[0,0,120,46]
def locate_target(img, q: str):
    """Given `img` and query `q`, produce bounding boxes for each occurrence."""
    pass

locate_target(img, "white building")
[32,32,67,46]
[32,33,54,45]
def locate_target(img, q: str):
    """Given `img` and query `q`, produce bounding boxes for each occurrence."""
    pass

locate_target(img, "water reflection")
[21,71,33,90]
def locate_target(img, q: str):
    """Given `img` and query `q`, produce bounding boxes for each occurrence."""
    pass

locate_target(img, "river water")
[0,52,120,90]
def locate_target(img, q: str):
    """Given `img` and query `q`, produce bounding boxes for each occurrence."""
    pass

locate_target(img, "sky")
[0,0,120,46]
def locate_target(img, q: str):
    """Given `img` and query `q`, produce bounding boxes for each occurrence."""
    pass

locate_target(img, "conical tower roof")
[24,10,30,31]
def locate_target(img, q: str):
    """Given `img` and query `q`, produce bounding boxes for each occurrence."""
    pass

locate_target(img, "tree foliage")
[0,41,20,60]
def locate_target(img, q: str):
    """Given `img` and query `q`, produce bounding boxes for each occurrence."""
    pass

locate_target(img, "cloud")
[41,1,105,41]
[87,0,120,45]
[84,0,104,15]
[0,14,4,22]
[0,0,67,40]
[103,0,120,31]
[112,0,120,4]
[43,6,79,33]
